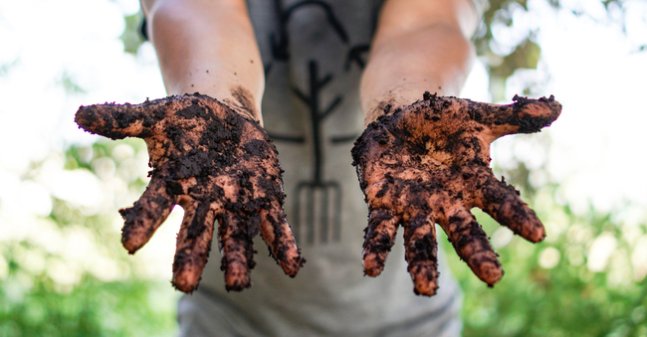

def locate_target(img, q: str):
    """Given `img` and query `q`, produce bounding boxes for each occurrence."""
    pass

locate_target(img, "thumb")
[75,99,165,139]
[467,95,562,139]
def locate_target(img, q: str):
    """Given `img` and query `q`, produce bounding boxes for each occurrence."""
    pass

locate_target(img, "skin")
[361,0,479,123]
[75,94,303,292]
[75,0,562,295]
[355,0,557,296]
[141,0,265,120]
[352,93,561,295]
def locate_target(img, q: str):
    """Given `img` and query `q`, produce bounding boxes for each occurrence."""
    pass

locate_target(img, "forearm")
[144,0,264,120]
[360,0,476,124]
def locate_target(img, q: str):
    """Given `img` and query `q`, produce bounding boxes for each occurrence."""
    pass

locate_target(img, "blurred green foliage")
[448,193,647,337]
[475,0,630,99]
[0,140,178,337]
[442,142,647,337]
[0,258,175,337]
[2,1,645,336]
[120,12,145,55]
[452,2,646,335]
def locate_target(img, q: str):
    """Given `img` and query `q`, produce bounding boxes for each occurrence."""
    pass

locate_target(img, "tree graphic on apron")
[263,0,372,244]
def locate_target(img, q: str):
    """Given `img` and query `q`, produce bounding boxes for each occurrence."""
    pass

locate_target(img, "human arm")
[141,0,264,119]
[354,0,561,295]
[360,0,478,123]
[75,0,303,292]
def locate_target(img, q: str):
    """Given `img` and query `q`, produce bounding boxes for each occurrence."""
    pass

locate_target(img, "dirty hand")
[75,93,304,292]
[352,93,561,296]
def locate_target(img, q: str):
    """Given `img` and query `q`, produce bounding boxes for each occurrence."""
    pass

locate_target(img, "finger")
[364,179,397,210]
[438,206,503,286]
[403,213,439,296]
[218,211,255,291]
[362,208,400,277]
[74,98,170,139]
[478,176,545,243]
[259,203,304,277]
[467,95,561,139]
[119,177,175,254]
[171,202,218,293]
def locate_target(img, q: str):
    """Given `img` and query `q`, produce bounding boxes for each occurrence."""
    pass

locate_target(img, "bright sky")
[0,0,646,281]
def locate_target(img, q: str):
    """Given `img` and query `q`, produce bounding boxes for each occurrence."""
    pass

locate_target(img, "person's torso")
[199,1,462,335]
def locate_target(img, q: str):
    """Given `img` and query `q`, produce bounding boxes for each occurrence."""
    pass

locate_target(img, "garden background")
[1,0,646,336]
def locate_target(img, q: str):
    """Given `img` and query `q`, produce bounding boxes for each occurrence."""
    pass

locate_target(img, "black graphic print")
[291,61,350,244]
[264,0,378,244]
[265,0,349,72]
[345,44,371,71]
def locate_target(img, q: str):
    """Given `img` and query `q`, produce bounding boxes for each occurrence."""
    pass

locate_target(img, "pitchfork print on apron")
[291,60,354,244]
[263,0,373,244]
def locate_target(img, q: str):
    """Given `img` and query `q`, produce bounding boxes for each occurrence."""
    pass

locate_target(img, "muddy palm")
[352,93,561,296]
[75,93,304,293]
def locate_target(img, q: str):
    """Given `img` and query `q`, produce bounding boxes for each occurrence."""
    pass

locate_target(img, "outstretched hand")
[352,93,561,296]
[75,93,304,292]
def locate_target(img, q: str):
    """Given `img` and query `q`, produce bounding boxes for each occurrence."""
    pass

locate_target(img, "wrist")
[222,86,264,125]
[169,88,264,126]
[362,85,450,126]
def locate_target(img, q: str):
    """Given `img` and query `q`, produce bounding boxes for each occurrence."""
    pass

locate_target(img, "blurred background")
[1,0,646,336]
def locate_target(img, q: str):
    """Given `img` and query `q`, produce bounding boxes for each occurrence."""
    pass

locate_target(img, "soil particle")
[230,86,258,119]
[244,139,271,158]
[176,102,209,120]
[115,109,138,128]
[383,103,392,114]
[187,203,210,239]
[352,92,560,294]
[165,181,184,196]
